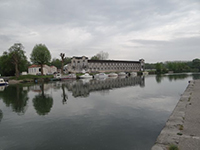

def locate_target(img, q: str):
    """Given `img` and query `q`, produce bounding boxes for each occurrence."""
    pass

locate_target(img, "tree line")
[0,43,71,77]
[0,43,109,77]
[146,59,200,74]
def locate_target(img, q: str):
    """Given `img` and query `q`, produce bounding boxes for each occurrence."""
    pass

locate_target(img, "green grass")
[11,74,54,80]
[168,144,179,150]
[177,132,183,136]
[179,125,184,130]
[188,97,191,102]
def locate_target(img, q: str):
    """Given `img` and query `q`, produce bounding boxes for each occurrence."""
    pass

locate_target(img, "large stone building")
[66,56,145,73]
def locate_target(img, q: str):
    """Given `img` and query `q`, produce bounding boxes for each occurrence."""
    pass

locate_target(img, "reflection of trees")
[61,84,68,104]
[65,76,145,98]
[32,84,53,116]
[155,73,200,83]
[167,74,189,81]
[155,75,163,83]
[0,109,3,122]
[0,85,29,114]
[192,74,200,80]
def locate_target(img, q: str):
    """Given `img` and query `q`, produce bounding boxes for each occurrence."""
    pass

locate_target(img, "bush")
[169,144,179,150]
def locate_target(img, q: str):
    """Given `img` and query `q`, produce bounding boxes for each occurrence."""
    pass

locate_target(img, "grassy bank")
[11,74,54,80]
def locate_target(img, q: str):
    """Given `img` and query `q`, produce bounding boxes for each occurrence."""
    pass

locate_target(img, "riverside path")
[152,80,200,150]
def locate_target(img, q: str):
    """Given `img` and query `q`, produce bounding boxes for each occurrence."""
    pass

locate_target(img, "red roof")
[28,65,40,68]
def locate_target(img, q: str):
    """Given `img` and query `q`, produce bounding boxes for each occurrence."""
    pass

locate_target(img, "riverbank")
[152,80,200,150]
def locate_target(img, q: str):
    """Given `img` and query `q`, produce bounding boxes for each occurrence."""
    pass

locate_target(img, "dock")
[152,80,200,150]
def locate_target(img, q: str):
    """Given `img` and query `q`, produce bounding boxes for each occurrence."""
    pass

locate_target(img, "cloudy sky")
[0,0,199,63]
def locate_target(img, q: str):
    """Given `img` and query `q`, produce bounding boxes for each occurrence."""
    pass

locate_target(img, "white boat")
[108,73,118,78]
[94,73,99,79]
[61,74,76,79]
[79,73,93,79]
[0,78,8,86]
[95,73,108,79]
[54,73,61,79]
[130,72,137,76]
[99,73,108,78]
[118,72,127,76]
[142,71,149,76]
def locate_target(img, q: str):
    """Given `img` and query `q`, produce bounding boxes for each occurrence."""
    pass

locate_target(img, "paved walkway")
[152,80,200,150]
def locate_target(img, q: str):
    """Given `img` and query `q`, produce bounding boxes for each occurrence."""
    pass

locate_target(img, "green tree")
[30,44,51,75]
[51,58,61,69]
[192,59,200,71]
[91,51,109,60]
[90,55,100,60]
[155,63,163,74]
[0,52,15,76]
[51,57,71,69]
[8,43,27,78]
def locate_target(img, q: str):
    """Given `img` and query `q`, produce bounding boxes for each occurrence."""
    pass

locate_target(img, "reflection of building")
[30,84,51,92]
[65,76,145,97]
[28,65,57,75]
[66,56,145,73]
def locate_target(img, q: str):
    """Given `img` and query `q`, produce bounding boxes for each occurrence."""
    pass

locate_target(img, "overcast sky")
[0,0,199,63]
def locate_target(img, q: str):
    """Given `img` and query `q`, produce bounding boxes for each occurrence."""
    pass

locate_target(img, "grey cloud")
[0,0,199,62]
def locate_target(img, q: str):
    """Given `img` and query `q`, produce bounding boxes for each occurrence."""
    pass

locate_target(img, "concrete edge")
[151,80,195,150]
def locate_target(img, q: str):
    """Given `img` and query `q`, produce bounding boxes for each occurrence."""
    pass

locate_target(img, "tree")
[90,55,100,60]
[192,59,200,71]
[51,58,61,69]
[91,51,109,60]
[0,52,15,76]
[30,44,51,75]
[51,57,71,69]
[0,44,28,77]
[8,43,27,78]
[60,53,65,74]
[155,62,167,74]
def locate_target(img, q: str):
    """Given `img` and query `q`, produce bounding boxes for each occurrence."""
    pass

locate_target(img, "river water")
[0,74,200,150]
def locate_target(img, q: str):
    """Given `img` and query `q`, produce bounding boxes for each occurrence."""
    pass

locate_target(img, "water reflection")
[0,109,2,123]
[32,84,53,116]
[61,84,68,104]
[1,74,200,150]
[0,85,29,115]
[155,73,200,83]
[65,76,145,98]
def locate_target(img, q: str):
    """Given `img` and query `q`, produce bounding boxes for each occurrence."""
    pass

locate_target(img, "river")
[0,73,200,150]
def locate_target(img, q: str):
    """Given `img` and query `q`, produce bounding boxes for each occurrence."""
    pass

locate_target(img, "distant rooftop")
[88,59,140,64]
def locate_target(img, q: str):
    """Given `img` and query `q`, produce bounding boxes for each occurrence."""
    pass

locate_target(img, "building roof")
[88,60,140,64]
[29,65,57,68]
[72,56,88,59]
[28,65,40,68]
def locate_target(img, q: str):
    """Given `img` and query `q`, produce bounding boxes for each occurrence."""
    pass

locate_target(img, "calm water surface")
[0,74,200,150]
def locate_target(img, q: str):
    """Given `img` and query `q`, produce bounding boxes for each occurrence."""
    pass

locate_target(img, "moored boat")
[130,72,137,76]
[0,78,8,86]
[95,73,108,79]
[142,71,149,76]
[118,72,127,76]
[61,74,76,80]
[79,73,93,79]
[108,73,118,78]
